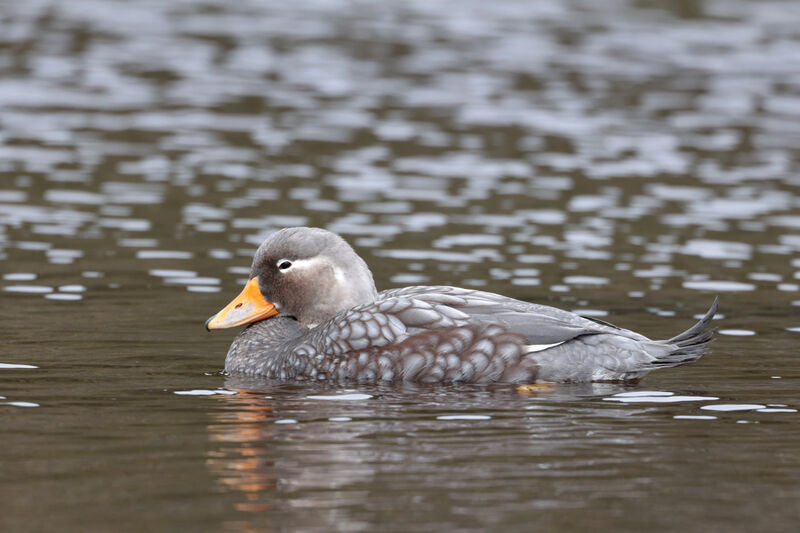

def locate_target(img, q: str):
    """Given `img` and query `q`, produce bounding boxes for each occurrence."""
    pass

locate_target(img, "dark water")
[2,0,800,531]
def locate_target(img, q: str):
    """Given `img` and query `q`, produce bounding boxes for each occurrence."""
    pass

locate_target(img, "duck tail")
[650,296,719,367]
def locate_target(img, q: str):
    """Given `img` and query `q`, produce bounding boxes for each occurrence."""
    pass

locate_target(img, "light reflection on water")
[2,0,800,531]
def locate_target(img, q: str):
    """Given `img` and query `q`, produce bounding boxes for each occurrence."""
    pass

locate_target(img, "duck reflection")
[203,375,635,530]
[204,375,397,528]
[205,386,276,514]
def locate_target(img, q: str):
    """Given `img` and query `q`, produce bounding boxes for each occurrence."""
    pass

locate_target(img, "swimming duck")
[206,227,717,384]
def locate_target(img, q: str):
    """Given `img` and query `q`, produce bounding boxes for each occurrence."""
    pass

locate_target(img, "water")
[2,0,800,531]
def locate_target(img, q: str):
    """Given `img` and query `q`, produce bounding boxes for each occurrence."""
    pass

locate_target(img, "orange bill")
[205,277,278,331]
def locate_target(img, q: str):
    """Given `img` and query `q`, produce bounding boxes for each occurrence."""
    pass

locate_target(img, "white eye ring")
[277,259,293,271]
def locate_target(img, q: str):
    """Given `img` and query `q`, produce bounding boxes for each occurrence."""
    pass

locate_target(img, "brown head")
[205,227,378,329]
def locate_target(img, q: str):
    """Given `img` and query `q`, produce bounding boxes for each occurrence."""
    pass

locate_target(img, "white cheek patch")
[332,265,348,287]
[283,257,322,271]
[283,257,346,286]
[524,341,565,354]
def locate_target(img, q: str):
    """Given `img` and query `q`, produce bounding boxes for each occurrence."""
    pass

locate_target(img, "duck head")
[205,227,378,329]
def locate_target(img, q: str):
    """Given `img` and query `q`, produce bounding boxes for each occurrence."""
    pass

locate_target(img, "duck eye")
[277,260,292,270]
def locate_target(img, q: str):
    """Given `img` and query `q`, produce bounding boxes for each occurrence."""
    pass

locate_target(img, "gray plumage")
[220,227,718,384]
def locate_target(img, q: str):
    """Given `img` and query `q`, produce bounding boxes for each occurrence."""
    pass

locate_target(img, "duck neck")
[224,317,311,378]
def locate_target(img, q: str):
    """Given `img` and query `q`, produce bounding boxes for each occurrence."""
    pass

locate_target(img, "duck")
[205,227,718,384]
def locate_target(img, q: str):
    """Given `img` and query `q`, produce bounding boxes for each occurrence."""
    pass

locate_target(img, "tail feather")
[666,296,718,344]
[650,296,719,368]
[528,297,720,382]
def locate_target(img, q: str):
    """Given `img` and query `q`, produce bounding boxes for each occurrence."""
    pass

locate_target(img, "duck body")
[209,229,718,384]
